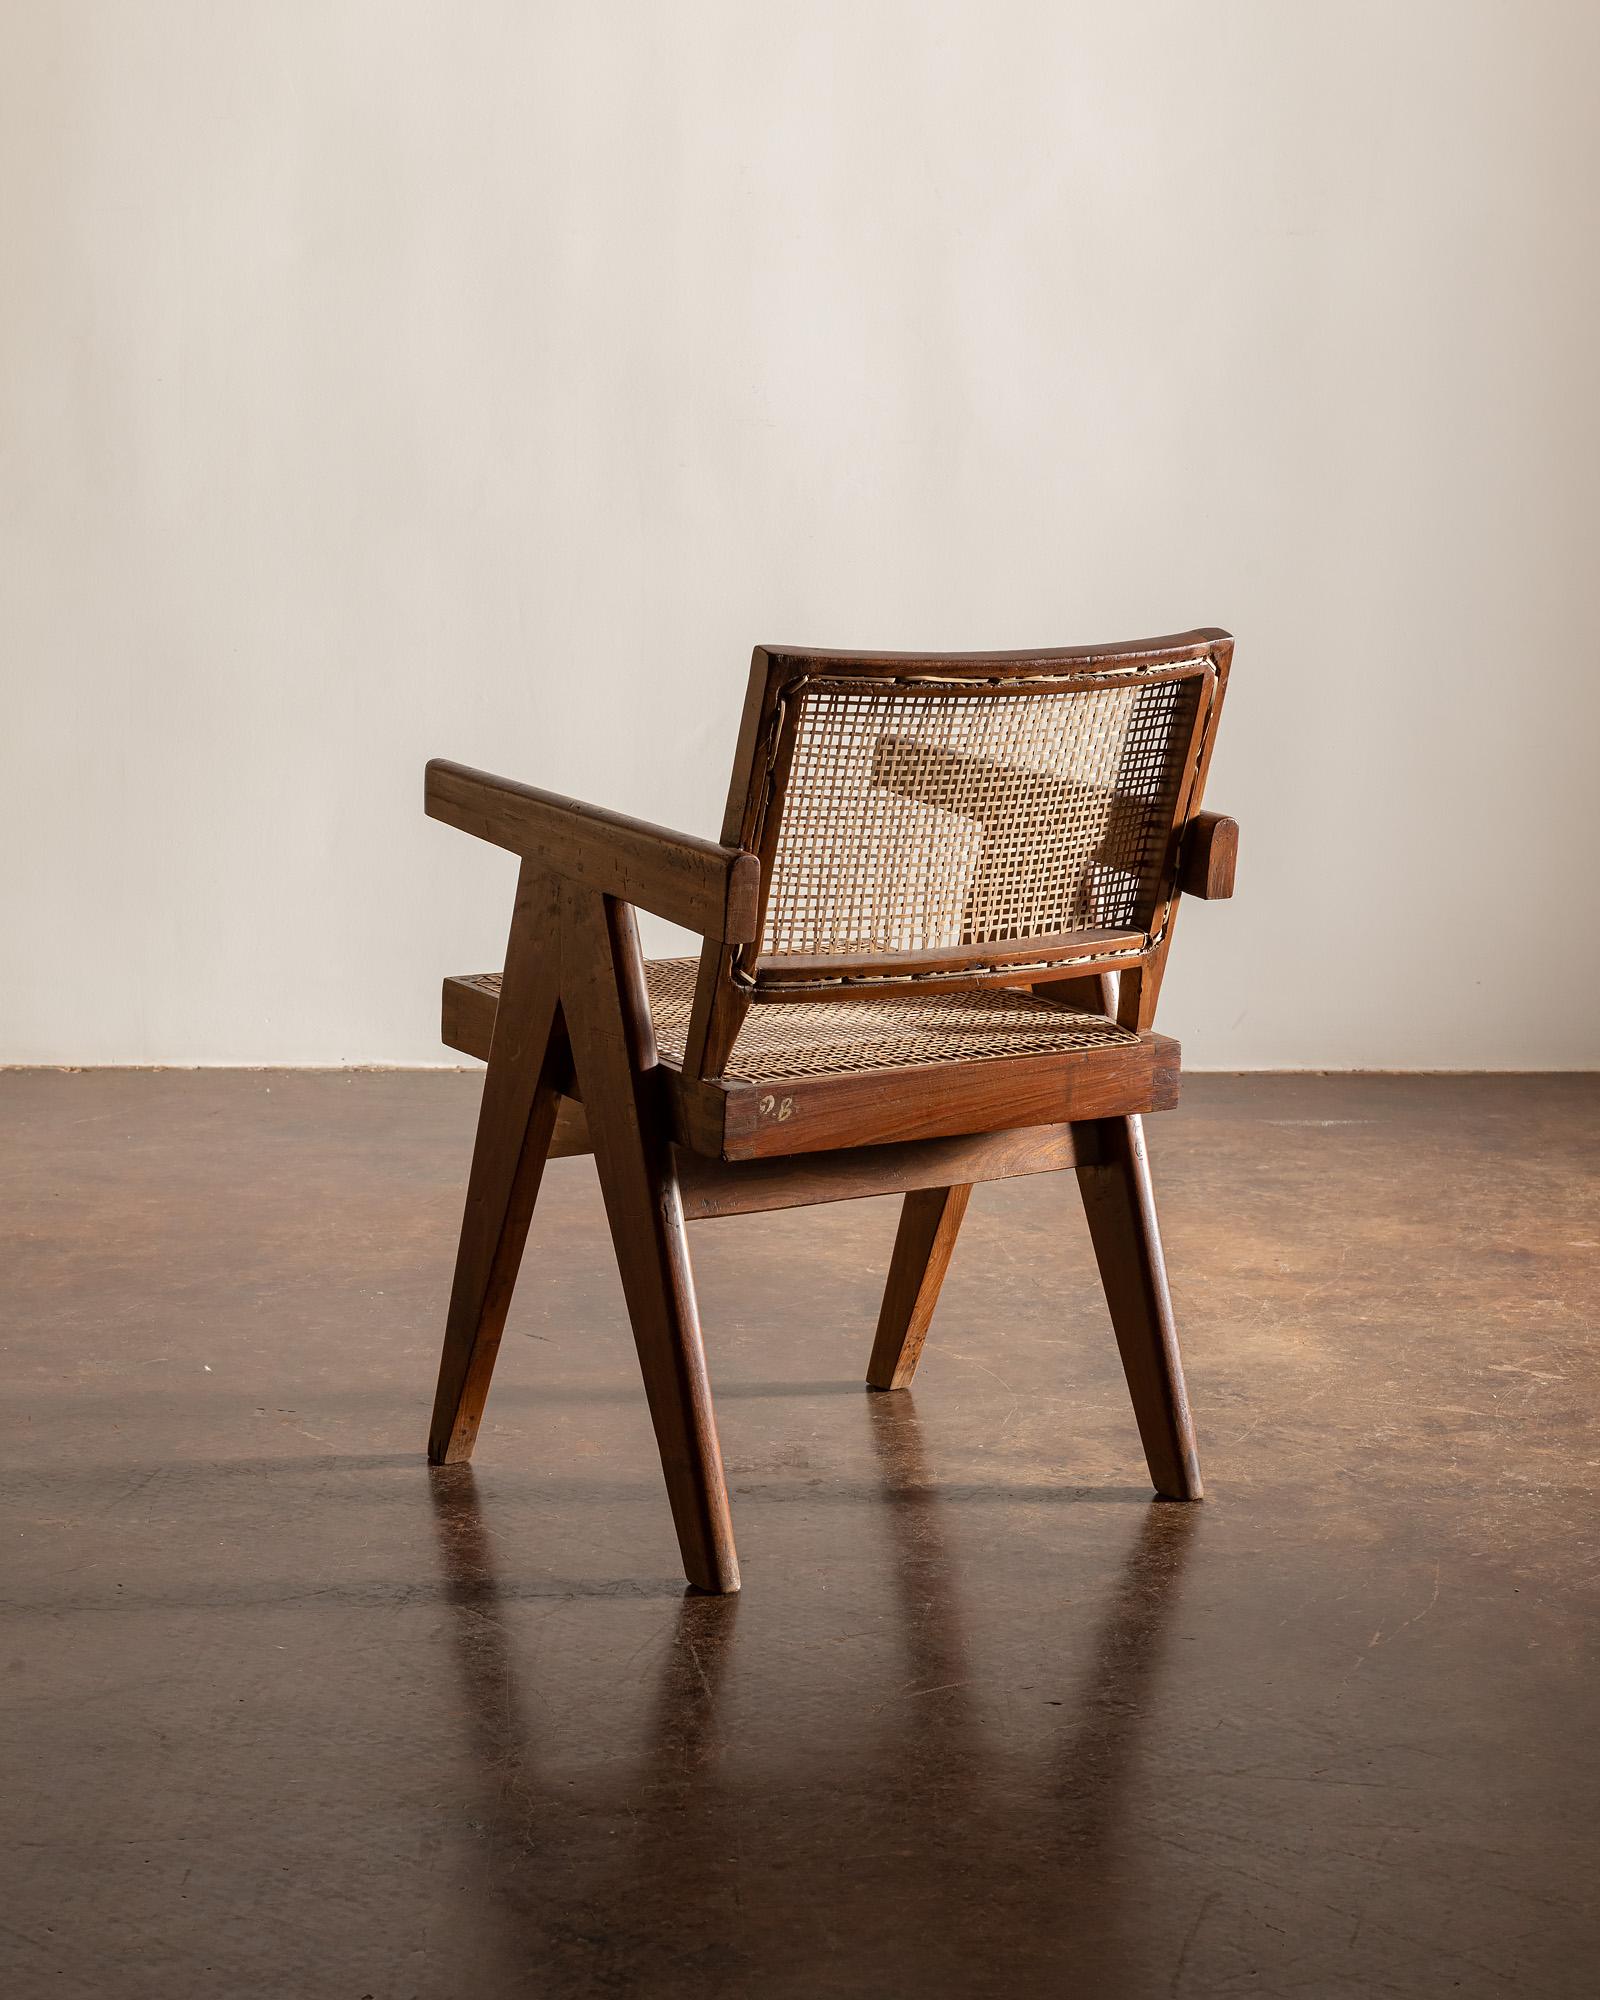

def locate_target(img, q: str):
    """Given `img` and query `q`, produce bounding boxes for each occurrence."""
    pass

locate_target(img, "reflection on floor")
[4,1071,1597,1997]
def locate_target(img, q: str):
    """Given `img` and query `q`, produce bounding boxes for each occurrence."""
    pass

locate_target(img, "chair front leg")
[560,885,740,1594]
[1072,1114,1202,1499]
[429,864,567,1465]
[866,1184,973,1391]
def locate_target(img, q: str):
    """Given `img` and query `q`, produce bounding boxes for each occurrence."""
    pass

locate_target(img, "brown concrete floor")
[3,1071,1598,1999]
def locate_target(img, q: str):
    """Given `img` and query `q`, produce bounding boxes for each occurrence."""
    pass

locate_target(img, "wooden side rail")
[439,978,1107,1217]
[751,926,1146,995]
[425,759,762,942]
[1178,811,1238,901]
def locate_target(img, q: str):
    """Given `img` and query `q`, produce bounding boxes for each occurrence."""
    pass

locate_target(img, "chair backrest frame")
[681,630,1233,1081]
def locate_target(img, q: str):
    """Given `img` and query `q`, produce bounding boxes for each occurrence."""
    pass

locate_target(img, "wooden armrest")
[1178,811,1238,900]
[425,759,762,943]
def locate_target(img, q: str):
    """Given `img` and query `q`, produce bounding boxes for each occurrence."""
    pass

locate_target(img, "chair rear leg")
[561,886,740,1594]
[866,1185,973,1391]
[1073,1114,1202,1499]
[429,866,566,1466]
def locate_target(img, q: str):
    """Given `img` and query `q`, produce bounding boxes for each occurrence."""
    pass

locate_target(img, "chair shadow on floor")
[427,1392,1200,1995]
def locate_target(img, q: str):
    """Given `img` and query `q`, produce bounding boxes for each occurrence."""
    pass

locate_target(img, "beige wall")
[4,3,1597,1067]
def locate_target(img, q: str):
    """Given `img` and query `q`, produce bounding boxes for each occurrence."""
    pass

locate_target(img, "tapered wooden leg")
[560,886,740,1594]
[866,1185,973,1390]
[1073,1114,1202,1499]
[428,865,566,1466]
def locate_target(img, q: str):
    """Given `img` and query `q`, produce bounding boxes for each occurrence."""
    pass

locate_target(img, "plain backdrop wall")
[3,2,1598,1068]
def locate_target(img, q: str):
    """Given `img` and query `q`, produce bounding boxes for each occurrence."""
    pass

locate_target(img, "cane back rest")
[682,631,1231,1080]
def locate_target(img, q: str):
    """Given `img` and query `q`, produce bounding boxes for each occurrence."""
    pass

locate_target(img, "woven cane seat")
[459,960,1137,1085]
[645,957,1134,1083]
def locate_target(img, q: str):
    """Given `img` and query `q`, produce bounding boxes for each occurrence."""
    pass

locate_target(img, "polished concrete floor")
[3,1070,1598,1998]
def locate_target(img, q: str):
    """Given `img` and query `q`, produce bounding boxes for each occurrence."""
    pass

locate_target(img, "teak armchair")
[425,631,1237,1593]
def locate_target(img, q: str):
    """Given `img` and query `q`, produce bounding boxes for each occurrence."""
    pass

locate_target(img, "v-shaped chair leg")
[429,865,567,1465]
[1074,1114,1203,1499]
[560,886,740,1594]
[866,1184,974,1390]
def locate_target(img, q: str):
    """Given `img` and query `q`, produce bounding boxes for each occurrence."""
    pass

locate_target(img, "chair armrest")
[425,759,762,943]
[1178,811,1238,900]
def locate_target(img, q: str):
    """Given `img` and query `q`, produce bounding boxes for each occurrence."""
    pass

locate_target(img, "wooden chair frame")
[424,630,1237,1592]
